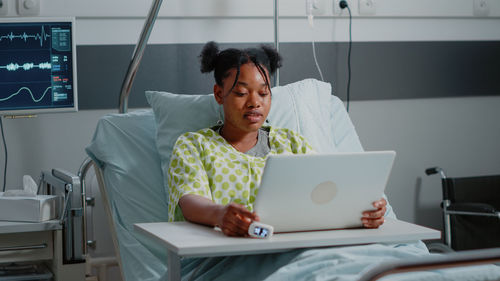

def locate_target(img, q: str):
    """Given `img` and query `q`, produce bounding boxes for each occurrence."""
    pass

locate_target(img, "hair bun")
[200,41,220,73]
[260,45,282,74]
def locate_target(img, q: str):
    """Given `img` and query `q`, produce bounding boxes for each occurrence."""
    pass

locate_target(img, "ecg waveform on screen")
[0,62,51,71]
[0,25,51,47]
[0,86,52,103]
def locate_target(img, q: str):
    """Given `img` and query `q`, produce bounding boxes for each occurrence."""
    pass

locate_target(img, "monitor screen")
[0,17,77,116]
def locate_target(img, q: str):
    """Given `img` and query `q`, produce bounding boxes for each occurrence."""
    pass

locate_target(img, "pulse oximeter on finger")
[248,221,274,238]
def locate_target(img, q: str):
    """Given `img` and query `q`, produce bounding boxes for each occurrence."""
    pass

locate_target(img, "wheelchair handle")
[425,167,439,175]
[425,167,447,179]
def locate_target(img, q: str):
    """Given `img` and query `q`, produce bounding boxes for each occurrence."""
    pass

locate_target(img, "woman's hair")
[199,41,282,93]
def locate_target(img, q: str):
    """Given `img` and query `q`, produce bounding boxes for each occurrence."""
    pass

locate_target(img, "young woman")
[167,41,386,237]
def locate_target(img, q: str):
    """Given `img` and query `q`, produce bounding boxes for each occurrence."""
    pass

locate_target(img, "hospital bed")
[84,78,500,281]
[82,0,500,280]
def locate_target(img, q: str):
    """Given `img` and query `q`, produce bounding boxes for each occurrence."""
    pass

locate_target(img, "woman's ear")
[214,84,224,105]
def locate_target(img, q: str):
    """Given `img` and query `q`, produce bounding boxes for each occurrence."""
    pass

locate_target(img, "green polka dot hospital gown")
[167,126,314,221]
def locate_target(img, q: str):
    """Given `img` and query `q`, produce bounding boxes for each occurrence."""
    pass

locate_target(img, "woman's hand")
[362,198,386,229]
[179,194,259,237]
[217,203,259,237]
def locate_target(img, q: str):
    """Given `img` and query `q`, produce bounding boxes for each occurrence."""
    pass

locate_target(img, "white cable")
[311,35,324,82]
[308,14,314,27]
[306,0,324,82]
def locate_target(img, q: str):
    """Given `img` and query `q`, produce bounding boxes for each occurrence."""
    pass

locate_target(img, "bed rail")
[358,247,500,281]
[40,168,85,263]
[78,157,94,255]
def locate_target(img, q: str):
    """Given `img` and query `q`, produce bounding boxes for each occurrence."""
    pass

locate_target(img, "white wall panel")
[1,0,500,45]
[32,0,500,18]
[75,17,500,45]
[42,0,149,17]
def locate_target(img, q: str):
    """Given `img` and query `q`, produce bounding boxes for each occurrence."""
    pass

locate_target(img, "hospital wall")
[2,0,500,233]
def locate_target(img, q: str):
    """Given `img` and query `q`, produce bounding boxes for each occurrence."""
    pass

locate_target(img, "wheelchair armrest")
[447,202,497,214]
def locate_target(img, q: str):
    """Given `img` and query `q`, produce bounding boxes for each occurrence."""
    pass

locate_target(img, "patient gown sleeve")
[271,128,315,155]
[167,132,211,221]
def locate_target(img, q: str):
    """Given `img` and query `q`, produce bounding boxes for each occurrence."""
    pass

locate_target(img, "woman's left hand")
[362,198,386,228]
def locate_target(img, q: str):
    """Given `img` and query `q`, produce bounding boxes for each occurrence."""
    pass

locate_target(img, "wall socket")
[17,0,39,16]
[0,0,9,16]
[306,0,326,16]
[473,0,490,17]
[359,0,376,15]
[333,0,351,15]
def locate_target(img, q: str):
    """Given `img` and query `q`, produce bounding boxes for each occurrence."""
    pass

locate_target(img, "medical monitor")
[0,17,77,116]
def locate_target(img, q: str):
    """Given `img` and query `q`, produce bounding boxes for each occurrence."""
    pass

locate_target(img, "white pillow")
[145,78,363,196]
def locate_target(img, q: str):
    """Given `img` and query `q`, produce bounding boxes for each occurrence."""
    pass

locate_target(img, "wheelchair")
[425,167,500,252]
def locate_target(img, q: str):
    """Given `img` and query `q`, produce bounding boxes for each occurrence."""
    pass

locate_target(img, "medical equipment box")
[0,193,58,222]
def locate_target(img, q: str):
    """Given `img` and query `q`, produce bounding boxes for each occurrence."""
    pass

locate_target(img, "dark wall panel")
[77,41,500,110]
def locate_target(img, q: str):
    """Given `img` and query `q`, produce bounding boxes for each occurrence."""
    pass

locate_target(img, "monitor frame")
[0,17,78,116]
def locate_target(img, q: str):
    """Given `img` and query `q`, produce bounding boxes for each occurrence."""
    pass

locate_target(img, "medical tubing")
[306,1,324,82]
[118,0,163,113]
[312,40,324,81]
[0,118,6,192]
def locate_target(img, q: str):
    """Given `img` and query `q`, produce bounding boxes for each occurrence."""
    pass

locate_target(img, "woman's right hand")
[217,203,259,237]
[178,194,259,237]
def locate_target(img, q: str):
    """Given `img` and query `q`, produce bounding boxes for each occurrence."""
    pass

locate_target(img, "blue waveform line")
[0,86,52,103]
[0,25,51,47]
[0,62,51,71]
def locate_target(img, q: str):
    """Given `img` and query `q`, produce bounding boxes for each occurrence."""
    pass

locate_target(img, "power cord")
[339,0,352,112]
[0,117,7,192]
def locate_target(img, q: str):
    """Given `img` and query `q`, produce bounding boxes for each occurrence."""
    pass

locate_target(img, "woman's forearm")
[178,194,258,237]
[178,194,224,227]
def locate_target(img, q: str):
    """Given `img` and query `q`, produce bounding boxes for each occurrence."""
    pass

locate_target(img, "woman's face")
[214,63,271,134]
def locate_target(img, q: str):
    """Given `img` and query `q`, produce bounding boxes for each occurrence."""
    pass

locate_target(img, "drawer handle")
[0,243,47,252]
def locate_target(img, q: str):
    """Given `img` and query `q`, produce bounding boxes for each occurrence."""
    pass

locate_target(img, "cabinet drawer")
[0,231,53,263]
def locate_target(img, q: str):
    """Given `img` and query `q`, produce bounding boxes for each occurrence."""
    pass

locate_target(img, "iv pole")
[118,0,164,114]
[274,0,280,87]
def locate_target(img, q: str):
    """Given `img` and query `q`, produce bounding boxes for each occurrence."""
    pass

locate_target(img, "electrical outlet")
[473,0,490,17]
[306,0,326,16]
[359,0,376,15]
[313,0,326,16]
[0,0,9,16]
[333,0,350,15]
[17,0,39,16]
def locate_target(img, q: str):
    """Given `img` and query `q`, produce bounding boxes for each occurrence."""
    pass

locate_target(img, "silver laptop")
[253,151,396,233]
